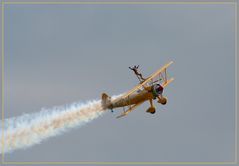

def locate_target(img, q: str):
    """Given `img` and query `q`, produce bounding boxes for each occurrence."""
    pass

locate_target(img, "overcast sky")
[2,3,236,164]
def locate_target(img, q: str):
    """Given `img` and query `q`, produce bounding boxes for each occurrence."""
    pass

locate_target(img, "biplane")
[101,61,174,118]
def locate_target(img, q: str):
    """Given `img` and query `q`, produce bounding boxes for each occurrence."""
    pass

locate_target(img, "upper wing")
[116,101,144,118]
[120,61,174,100]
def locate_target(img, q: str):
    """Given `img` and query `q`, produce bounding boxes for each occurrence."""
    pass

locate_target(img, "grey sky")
[2,3,236,163]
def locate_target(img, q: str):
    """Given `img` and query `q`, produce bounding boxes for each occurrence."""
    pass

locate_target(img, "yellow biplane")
[101,61,174,118]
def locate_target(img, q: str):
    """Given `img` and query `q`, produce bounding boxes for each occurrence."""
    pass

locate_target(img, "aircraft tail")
[101,93,112,110]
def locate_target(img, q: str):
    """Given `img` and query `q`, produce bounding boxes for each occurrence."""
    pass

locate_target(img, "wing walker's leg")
[136,75,141,82]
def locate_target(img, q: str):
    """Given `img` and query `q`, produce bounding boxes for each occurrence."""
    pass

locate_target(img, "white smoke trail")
[0,99,106,154]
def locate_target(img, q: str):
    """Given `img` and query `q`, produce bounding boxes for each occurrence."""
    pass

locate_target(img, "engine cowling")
[152,84,164,98]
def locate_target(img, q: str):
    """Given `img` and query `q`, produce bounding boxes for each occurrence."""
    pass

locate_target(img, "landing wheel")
[158,97,167,105]
[146,107,156,114]
[161,97,167,105]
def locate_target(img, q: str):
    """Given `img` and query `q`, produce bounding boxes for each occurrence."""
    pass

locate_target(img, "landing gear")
[146,99,156,114]
[157,96,167,105]
[146,107,156,114]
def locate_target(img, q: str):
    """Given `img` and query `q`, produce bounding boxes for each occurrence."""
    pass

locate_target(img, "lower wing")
[116,101,144,119]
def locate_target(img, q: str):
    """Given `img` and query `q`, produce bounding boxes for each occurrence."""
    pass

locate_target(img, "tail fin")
[101,93,111,109]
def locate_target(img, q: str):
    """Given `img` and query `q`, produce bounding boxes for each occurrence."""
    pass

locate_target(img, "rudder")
[101,93,111,109]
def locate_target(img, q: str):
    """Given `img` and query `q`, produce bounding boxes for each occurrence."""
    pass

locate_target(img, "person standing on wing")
[129,65,146,82]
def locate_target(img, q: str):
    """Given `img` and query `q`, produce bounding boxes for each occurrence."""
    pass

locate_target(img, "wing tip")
[116,114,126,119]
